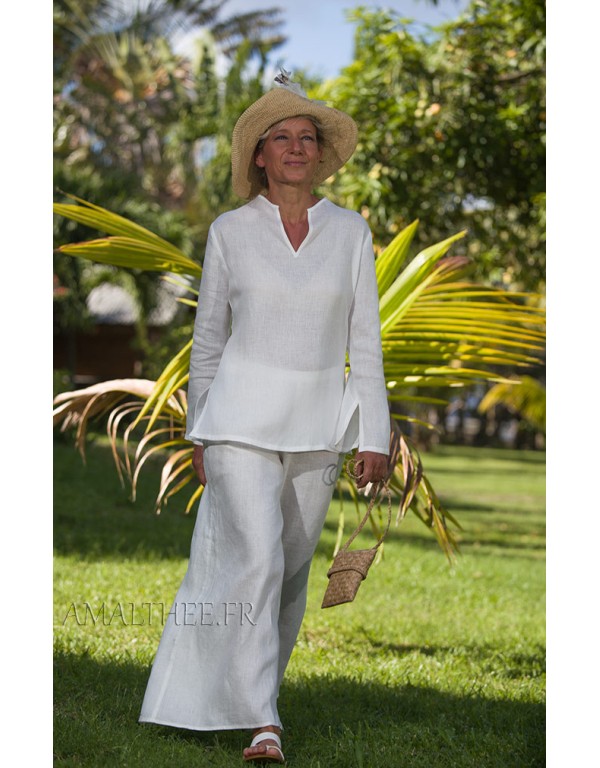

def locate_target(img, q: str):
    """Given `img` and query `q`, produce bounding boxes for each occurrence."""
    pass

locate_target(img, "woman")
[139,73,390,763]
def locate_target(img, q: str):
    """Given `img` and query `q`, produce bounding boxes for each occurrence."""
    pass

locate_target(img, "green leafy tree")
[316,0,545,291]
[53,197,545,559]
[54,0,285,209]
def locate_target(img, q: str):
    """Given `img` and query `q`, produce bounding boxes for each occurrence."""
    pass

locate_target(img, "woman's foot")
[243,726,285,763]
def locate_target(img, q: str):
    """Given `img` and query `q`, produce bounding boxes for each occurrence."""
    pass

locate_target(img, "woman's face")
[254,117,323,190]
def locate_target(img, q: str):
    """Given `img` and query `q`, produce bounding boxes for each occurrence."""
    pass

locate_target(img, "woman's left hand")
[353,451,389,489]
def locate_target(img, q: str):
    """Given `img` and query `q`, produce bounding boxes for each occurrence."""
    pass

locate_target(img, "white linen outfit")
[139,194,390,731]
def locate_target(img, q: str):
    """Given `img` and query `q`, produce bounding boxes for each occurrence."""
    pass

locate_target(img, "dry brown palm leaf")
[53,378,187,471]
[155,448,198,513]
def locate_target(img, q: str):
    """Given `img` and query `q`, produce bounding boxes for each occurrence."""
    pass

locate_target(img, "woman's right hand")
[192,444,207,485]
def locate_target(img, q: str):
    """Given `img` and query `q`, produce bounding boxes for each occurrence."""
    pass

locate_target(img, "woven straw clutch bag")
[322,471,391,609]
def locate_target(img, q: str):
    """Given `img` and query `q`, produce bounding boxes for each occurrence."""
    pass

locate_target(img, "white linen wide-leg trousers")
[139,441,343,731]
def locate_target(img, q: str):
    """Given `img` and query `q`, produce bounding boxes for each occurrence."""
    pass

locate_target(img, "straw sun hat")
[231,71,358,199]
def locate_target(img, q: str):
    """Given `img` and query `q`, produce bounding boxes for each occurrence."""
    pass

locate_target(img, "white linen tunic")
[185,194,390,455]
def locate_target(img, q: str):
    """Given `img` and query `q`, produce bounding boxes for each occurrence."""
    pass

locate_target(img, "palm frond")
[478,375,546,432]
[53,380,195,511]
[134,339,191,430]
[380,250,545,402]
[53,194,202,276]
[379,231,467,335]
[375,219,419,297]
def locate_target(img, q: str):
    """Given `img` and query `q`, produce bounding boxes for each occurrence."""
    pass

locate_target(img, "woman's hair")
[253,115,326,188]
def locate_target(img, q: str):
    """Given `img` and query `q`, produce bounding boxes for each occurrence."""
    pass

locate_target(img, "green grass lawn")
[54,438,545,767]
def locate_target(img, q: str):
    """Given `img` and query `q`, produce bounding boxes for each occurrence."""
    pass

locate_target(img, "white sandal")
[243,731,285,763]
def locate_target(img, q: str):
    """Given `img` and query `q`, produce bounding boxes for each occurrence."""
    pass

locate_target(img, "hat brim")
[231,88,358,199]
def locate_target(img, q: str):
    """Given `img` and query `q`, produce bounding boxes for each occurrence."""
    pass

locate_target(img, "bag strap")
[339,460,392,553]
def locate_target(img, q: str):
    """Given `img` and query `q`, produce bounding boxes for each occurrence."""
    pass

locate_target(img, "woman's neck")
[264,184,320,224]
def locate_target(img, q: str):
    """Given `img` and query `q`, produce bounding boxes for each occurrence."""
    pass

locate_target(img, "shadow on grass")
[54,650,545,768]
[426,464,545,477]
[424,445,546,466]
[319,505,545,560]
[359,633,546,679]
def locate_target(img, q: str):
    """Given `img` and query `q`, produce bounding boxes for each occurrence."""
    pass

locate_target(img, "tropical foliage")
[54,0,546,383]
[478,375,546,434]
[53,0,546,561]
[54,0,284,371]
[317,0,546,291]
[53,196,545,560]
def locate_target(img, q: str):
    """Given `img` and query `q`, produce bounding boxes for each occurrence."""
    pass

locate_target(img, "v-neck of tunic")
[255,194,328,256]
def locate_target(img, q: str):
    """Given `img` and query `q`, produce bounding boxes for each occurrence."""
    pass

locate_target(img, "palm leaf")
[478,375,546,432]
[55,193,185,254]
[134,340,192,430]
[56,235,202,276]
[53,195,202,276]
[54,379,163,458]
[375,219,419,297]
[379,231,467,335]
[53,380,194,509]
[155,449,199,512]
[379,256,545,402]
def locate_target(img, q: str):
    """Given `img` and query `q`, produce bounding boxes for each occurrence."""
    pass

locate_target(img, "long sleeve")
[185,227,232,442]
[347,227,390,455]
